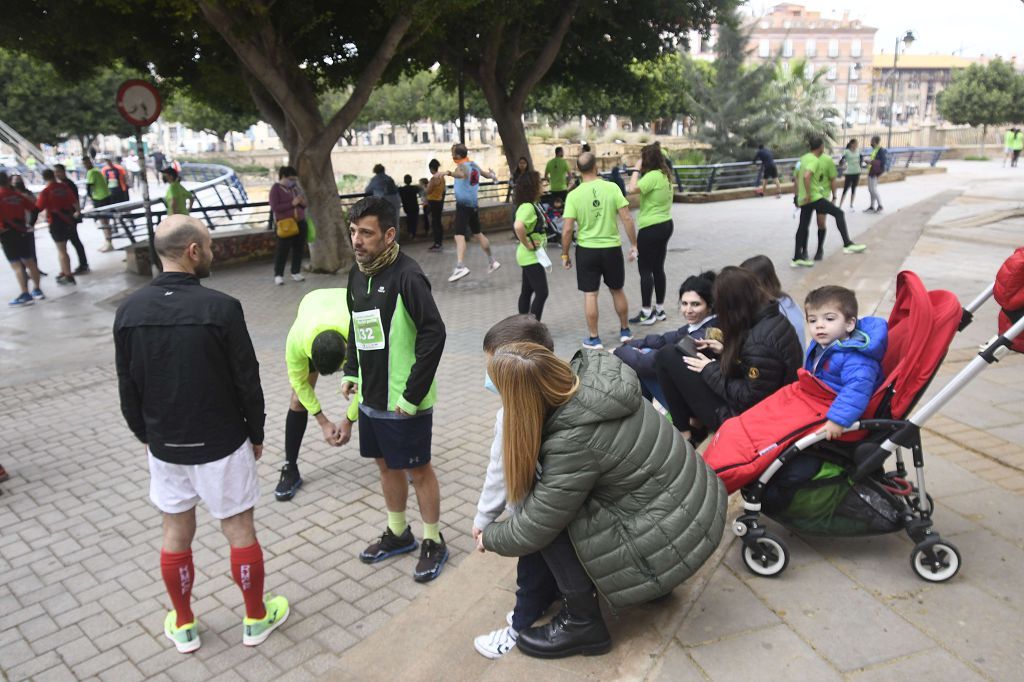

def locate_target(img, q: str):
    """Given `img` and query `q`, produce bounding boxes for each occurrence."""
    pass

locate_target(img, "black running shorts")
[453,204,481,236]
[359,410,433,470]
[1,230,34,263]
[575,245,626,292]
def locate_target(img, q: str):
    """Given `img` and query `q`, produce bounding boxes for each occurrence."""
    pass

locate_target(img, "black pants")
[796,199,850,259]
[540,529,594,597]
[68,223,88,269]
[429,200,444,246]
[518,263,549,320]
[637,220,673,307]
[512,551,560,632]
[274,219,307,276]
[654,345,728,432]
[404,206,419,237]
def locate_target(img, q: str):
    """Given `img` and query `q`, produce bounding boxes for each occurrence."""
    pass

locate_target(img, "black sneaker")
[360,526,418,563]
[414,534,449,583]
[74,265,90,275]
[274,464,302,501]
[628,310,654,325]
[655,309,668,322]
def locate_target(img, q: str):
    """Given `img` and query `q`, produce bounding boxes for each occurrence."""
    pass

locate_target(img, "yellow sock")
[387,511,407,536]
[422,522,440,542]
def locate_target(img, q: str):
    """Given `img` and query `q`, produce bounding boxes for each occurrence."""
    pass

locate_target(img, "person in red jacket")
[36,169,80,285]
[1,171,44,306]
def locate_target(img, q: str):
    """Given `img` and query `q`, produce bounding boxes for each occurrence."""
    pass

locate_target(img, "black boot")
[516,590,611,659]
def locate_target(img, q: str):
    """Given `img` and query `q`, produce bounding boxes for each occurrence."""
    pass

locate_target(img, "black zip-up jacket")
[113,272,265,464]
[343,252,445,414]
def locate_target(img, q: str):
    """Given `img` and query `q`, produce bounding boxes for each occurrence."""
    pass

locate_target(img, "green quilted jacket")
[483,350,727,608]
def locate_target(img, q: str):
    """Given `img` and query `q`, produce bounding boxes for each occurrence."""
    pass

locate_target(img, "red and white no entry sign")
[116,80,162,127]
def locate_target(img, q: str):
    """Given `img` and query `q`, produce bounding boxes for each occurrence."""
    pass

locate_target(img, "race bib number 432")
[352,309,386,351]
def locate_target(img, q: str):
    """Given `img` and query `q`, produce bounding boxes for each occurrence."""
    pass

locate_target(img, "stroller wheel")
[741,533,789,578]
[910,541,961,582]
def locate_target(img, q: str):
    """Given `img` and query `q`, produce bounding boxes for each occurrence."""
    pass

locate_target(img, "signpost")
[116,79,162,275]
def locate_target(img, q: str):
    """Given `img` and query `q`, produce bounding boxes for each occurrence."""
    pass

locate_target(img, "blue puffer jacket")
[804,316,888,427]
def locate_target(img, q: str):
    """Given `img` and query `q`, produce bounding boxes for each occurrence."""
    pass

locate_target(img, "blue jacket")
[804,316,888,427]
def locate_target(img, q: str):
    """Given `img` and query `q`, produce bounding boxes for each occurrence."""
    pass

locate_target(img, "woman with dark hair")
[269,165,308,285]
[740,254,805,343]
[654,266,803,446]
[614,271,717,406]
[838,139,861,210]
[626,143,675,326]
[512,171,549,319]
[479,343,726,659]
[506,156,530,202]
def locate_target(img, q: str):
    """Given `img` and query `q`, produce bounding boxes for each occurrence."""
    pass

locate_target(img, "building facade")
[870,54,978,124]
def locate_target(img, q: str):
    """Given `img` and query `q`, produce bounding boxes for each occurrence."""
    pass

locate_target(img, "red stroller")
[704,266,1024,582]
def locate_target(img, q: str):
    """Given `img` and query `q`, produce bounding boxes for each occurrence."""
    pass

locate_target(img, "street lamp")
[843,61,862,143]
[886,30,916,148]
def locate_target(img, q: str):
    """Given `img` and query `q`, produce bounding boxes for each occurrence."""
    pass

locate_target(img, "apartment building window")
[805,38,817,57]
[828,39,839,57]
[851,39,862,57]
[827,63,838,80]
[782,39,793,57]
[758,39,770,57]
[849,63,860,81]
[828,86,836,102]
[847,85,859,101]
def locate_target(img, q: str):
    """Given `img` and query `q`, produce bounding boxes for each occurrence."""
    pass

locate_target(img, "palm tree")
[763,58,839,156]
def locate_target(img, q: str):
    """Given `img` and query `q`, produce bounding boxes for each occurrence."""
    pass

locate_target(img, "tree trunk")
[979,124,986,158]
[296,146,348,273]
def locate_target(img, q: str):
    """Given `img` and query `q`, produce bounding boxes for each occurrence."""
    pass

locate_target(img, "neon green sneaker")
[164,611,201,653]
[242,595,289,646]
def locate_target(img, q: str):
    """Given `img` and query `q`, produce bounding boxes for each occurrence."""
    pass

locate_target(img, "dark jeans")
[654,344,728,432]
[429,200,444,246]
[274,219,307,276]
[404,206,419,237]
[68,223,88,269]
[540,529,594,597]
[796,199,849,259]
[518,263,549,320]
[637,219,673,307]
[512,551,560,633]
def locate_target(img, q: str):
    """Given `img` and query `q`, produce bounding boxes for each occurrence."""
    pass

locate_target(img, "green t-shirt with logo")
[636,170,673,228]
[813,154,837,200]
[797,152,822,205]
[514,202,547,267]
[564,178,629,248]
[1005,131,1015,149]
[545,157,570,192]
[86,168,110,201]
[166,181,191,215]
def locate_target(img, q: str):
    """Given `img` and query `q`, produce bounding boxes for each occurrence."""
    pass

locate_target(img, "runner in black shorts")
[454,204,481,236]
[1,171,45,306]
[574,245,626,292]
[358,411,433,470]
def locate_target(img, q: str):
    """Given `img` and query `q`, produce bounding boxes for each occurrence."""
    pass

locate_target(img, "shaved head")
[577,152,596,173]
[155,215,207,259]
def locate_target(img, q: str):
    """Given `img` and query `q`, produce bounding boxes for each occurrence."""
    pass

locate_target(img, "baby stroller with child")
[703,262,1024,583]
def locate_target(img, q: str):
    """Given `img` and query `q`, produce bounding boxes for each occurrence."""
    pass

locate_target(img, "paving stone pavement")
[1,160,1021,680]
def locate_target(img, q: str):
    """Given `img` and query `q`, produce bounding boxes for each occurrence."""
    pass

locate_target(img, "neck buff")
[358,241,400,277]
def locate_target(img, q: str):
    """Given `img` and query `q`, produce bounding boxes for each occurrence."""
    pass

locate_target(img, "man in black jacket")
[114,215,288,653]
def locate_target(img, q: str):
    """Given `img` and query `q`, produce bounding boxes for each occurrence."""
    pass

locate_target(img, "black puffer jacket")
[700,303,802,421]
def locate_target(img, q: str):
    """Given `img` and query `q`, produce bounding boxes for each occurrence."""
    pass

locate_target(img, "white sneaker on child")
[474,626,518,659]
[506,610,514,627]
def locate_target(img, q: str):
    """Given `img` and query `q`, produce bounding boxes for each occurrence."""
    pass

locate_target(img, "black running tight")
[518,263,549,320]
[637,220,673,308]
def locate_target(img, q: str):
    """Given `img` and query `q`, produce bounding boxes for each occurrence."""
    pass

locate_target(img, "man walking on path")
[753,144,782,197]
[276,287,357,502]
[35,169,80,285]
[446,143,500,282]
[83,156,114,252]
[543,146,572,204]
[560,151,638,349]
[1,171,44,306]
[54,164,89,274]
[425,159,446,252]
[809,147,865,261]
[342,196,449,583]
[114,215,288,654]
[1010,128,1023,168]
[794,138,858,267]
[865,135,887,213]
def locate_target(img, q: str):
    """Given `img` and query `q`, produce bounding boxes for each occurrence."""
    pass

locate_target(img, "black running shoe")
[360,526,418,563]
[414,534,449,583]
[274,464,302,501]
[74,265,90,275]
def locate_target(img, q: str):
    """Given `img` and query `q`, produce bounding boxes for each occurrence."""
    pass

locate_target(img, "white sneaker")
[291,273,305,282]
[98,241,113,253]
[274,276,284,286]
[506,610,514,627]
[473,626,518,660]
[488,260,501,274]
[448,265,470,282]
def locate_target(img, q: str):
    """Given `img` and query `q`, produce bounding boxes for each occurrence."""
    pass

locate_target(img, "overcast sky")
[746,0,1022,59]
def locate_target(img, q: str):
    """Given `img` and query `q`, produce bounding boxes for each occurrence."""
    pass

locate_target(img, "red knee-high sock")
[160,549,195,627]
[230,542,266,620]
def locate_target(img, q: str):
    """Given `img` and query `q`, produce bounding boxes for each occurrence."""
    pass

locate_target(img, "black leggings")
[274,219,307,276]
[68,223,88,269]
[518,263,549,320]
[637,220,673,307]
[429,200,444,246]
[796,199,851,259]
[654,345,728,432]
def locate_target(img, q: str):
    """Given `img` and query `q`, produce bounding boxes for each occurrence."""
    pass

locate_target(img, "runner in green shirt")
[162,168,194,215]
[82,156,114,252]
[1004,129,1015,167]
[626,142,675,326]
[838,139,861,210]
[543,147,571,199]
[1011,128,1023,168]
[794,138,864,267]
[511,170,549,319]
[561,152,637,349]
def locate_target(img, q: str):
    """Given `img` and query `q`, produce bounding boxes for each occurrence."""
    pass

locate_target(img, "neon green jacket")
[285,288,358,420]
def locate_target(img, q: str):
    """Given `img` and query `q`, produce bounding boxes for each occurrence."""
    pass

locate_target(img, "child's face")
[806,304,856,346]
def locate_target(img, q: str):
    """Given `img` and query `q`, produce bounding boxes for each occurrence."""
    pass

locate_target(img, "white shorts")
[148,440,260,519]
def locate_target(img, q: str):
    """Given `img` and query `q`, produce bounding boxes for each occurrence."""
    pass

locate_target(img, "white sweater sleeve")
[473,409,508,530]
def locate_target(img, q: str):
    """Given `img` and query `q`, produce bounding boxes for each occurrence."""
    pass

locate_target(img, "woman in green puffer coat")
[480,343,727,659]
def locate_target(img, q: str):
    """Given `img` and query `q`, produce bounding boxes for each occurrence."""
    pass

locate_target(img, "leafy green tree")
[163,94,258,152]
[763,59,838,157]
[938,59,1023,156]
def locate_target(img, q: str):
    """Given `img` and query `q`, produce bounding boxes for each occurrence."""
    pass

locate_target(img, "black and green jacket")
[342,252,446,414]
